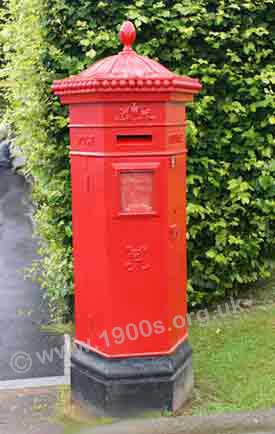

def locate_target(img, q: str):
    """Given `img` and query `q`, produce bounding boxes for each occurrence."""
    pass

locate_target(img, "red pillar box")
[52,21,201,415]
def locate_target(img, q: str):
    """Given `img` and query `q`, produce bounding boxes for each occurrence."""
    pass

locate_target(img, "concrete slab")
[78,408,275,434]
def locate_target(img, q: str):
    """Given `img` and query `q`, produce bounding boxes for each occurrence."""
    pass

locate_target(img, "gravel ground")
[0,387,63,434]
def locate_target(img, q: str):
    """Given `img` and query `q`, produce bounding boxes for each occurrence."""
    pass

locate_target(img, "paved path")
[0,168,64,382]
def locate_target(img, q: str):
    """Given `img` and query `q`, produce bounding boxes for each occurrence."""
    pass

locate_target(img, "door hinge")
[170,155,176,169]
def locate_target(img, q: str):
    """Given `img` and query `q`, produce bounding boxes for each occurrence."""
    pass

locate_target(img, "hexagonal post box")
[52,21,201,416]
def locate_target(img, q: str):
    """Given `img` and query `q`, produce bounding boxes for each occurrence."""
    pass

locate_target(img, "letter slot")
[117,134,152,146]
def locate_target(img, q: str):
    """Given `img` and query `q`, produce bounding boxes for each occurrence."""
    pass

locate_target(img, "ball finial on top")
[119,21,136,51]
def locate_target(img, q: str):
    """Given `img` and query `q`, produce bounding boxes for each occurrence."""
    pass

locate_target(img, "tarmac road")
[0,167,64,381]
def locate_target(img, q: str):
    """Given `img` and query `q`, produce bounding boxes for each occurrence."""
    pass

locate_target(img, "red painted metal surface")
[52,21,201,357]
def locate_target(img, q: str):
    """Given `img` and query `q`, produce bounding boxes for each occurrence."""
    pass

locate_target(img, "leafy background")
[1,0,275,317]
[0,0,8,116]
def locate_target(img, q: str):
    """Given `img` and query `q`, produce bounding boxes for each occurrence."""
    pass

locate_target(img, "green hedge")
[0,0,7,116]
[3,0,275,314]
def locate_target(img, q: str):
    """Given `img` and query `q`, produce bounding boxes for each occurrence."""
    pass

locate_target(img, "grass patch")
[54,386,113,434]
[188,276,275,415]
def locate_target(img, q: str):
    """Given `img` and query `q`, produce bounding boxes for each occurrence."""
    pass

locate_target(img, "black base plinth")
[71,340,194,417]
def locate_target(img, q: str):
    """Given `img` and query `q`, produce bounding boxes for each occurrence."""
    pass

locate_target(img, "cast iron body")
[52,21,201,415]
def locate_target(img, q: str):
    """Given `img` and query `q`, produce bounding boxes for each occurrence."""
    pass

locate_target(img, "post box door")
[106,159,170,355]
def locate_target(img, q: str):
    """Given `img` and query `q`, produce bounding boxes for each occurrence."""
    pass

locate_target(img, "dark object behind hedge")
[0,142,11,168]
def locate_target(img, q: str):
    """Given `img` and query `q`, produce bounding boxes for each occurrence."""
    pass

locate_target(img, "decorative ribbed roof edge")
[52,77,201,95]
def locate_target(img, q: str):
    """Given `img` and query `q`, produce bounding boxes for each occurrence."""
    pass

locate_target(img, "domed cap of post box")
[52,21,201,96]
